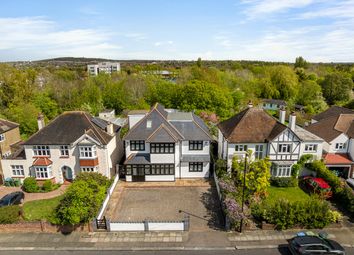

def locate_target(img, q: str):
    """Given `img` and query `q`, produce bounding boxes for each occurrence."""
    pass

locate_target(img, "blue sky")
[1,0,354,62]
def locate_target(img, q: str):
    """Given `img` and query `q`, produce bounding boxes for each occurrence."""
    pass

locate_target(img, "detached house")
[1,112,123,184]
[123,103,213,182]
[305,106,354,179]
[218,103,323,177]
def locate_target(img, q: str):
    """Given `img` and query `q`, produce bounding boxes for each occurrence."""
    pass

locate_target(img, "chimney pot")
[279,106,286,124]
[247,100,253,108]
[289,111,296,131]
[107,122,114,135]
[37,113,45,131]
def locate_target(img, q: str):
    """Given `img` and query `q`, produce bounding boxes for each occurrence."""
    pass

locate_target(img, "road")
[0,248,353,255]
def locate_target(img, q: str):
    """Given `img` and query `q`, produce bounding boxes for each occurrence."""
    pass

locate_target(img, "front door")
[132,165,145,182]
[62,166,73,181]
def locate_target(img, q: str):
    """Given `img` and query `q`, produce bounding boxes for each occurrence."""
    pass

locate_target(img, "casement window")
[2,151,11,158]
[34,166,52,179]
[304,144,318,152]
[81,167,98,172]
[271,165,291,177]
[278,144,291,153]
[60,145,69,157]
[0,134,5,142]
[335,143,346,150]
[255,145,264,159]
[79,145,97,158]
[11,165,24,176]
[235,144,248,152]
[125,164,174,175]
[33,145,50,156]
[130,140,145,151]
[189,141,203,150]
[189,162,203,172]
[150,143,175,154]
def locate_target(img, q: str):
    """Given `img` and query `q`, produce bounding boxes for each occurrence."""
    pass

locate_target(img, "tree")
[270,66,299,100]
[296,80,327,113]
[196,57,202,68]
[294,56,308,69]
[320,72,353,105]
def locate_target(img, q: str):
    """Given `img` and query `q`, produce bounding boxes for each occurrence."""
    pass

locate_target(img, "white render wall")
[328,133,349,153]
[299,142,323,160]
[181,141,209,155]
[180,162,209,178]
[125,140,150,158]
[226,143,268,168]
[145,175,175,181]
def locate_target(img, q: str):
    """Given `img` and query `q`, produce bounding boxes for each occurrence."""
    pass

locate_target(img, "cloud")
[298,1,354,19]
[79,6,102,16]
[124,33,147,41]
[0,17,121,60]
[154,41,174,47]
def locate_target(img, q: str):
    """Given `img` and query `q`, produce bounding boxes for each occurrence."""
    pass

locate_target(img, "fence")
[97,173,120,220]
[213,172,230,231]
[109,217,189,232]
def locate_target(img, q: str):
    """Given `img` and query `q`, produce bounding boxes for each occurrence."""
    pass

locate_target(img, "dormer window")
[33,145,50,156]
[147,120,152,128]
[79,145,97,159]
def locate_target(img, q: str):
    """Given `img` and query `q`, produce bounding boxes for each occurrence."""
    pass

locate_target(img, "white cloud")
[124,33,147,41]
[0,16,121,60]
[154,41,174,47]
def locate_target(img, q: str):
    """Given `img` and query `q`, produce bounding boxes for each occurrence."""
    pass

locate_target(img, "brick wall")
[0,221,92,233]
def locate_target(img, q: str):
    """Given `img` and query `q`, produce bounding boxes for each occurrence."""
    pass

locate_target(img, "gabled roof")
[312,106,353,122]
[305,113,354,142]
[0,119,19,134]
[324,153,353,165]
[218,107,287,143]
[32,157,53,166]
[24,112,117,145]
[146,124,178,143]
[124,104,184,141]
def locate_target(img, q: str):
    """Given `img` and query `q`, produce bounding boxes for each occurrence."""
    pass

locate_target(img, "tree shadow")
[199,185,225,231]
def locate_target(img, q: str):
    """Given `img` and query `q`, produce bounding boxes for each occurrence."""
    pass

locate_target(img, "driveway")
[0,185,68,202]
[109,184,224,231]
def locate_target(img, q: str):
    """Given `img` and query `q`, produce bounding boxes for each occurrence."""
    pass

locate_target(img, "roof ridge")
[154,108,185,139]
[0,118,19,127]
[146,123,178,142]
[83,112,108,144]
[191,114,213,140]
[123,108,155,139]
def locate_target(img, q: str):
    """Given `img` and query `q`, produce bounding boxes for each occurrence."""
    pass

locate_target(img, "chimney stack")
[247,100,253,108]
[279,106,286,124]
[106,122,114,135]
[37,113,45,131]
[289,111,296,131]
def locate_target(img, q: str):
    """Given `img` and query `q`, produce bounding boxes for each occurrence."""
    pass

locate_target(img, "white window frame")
[271,165,292,177]
[80,167,98,172]
[235,144,248,152]
[255,145,264,159]
[278,144,291,153]
[2,151,11,158]
[60,145,69,157]
[79,145,97,159]
[33,145,50,156]
[0,134,5,142]
[304,144,318,152]
[335,143,346,150]
[34,166,52,179]
[11,165,24,176]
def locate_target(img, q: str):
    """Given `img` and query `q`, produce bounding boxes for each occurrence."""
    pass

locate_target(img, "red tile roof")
[32,157,53,166]
[324,153,353,165]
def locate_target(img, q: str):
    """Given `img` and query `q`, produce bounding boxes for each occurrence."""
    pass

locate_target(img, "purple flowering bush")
[223,196,248,229]
[219,179,236,194]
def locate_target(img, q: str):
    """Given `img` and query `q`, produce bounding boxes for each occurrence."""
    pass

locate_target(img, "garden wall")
[0,221,91,233]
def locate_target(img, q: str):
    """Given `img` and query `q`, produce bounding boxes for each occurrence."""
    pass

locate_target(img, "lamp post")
[239,152,248,233]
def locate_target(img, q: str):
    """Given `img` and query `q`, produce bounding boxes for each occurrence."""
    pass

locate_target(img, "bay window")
[34,166,52,179]
[79,145,97,158]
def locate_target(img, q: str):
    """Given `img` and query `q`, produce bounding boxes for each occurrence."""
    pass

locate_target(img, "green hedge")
[22,177,39,193]
[0,205,21,224]
[252,198,335,230]
[270,177,298,187]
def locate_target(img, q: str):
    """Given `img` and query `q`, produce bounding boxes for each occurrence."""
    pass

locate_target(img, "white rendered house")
[123,103,213,182]
[1,112,124,184]
[218,104,323,178]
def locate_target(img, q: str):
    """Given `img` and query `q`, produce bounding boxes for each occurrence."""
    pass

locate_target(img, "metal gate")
[96,216,107,230]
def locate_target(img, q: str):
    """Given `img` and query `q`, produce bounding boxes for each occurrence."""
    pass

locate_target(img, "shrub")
[22,177,39,193]
[223,196,248,230]
[336,186,354,215]
[75,172,111,188]
[270,177,297,187]
[215,159,227,178]
[252,197,335,230]
[0,205,21,224]
[42,180,54,192]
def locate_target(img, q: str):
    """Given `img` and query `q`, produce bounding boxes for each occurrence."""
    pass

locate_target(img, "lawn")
[266,186,310,204]
[23,195,63,221]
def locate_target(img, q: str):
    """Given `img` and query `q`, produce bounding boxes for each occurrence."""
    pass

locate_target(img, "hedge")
[270,177,297,187]
[0,205,21,224]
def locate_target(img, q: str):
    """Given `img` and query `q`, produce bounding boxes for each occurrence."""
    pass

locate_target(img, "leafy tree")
[196,57,202,68]
[296,80,327,113]
[33,92,60,119]
[294,56,308,69]
[270,66,299,100]
[320,72,353,105]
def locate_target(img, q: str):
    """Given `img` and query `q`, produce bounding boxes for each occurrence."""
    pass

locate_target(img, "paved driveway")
[110,184,224,231]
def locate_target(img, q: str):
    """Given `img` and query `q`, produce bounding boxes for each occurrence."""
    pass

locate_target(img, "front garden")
[216,153,353,231]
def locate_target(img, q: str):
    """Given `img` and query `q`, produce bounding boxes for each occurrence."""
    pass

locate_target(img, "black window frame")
[150,143,175,154]
[189,141,203,150]
[130,140,145,151]
[125,164,174,175]
[189,162,203,172]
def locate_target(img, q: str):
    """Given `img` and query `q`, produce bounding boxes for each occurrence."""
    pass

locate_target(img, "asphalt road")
[0,248,353,255]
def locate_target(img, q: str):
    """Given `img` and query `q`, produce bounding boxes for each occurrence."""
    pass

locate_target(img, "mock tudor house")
[0,119,21,183]
[218,103,324,177]
[1,112,123,184]
[305,106,354,179]
[123,103,213,182]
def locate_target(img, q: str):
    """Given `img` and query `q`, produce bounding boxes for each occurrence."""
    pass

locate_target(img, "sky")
[1,0,354,62]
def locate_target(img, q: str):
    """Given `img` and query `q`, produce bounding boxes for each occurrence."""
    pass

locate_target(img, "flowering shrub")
[219,179,236,194]
[223,197,248,229]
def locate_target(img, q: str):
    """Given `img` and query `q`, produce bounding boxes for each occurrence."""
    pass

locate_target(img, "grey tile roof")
[180,155,210,162]
[294,125,324,142]
[170,121,212,141]
[146,124,178,143]
[24,112,117,145]
[0,119,19,134]
[124,153,150,164]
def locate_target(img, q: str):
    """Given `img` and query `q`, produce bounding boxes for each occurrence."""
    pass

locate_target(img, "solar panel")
[91,117,107,129]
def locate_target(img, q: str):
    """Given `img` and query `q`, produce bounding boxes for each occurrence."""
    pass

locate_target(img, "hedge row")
[0,205,21,224]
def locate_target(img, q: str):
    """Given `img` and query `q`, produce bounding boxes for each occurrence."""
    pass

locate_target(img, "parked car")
[346,178,354,190]
[0,191,25,207]
[302,176,333,199]
[289,232,345,254]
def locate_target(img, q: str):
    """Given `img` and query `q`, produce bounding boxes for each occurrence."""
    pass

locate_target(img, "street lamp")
[239,152,248,233]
